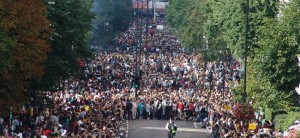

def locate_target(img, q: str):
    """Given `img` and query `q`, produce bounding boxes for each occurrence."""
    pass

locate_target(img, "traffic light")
[133,77,140,89]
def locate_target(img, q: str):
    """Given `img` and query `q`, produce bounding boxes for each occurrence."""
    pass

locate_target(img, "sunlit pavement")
[127,120,210,138]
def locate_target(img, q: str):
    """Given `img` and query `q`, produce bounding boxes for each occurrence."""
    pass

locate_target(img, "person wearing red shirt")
[188,101,194,118]
[43,128,52,136]
[177,101,184,115]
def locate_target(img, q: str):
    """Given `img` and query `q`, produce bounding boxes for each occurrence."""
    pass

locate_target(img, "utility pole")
[140,1,143,70]
[145,0,149,60]
[146,0,149,44]
[135,0,144,100]
[243,0,249,103]
[222,60,226,102]
[153,0,156,22]
[135,1,140,100]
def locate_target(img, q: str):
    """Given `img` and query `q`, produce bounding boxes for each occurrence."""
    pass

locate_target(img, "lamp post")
[134,0,144,100]
[203,36,208,71]
[146,0,149,52]
[9,107,12,132]
[222,61,226,101]
[243,0,249,103]
[140,1,144,70]
[209,69,213,93]
[135,1,140,100]
[153,0,156,22]
[220,50,226,102]
[295,54,300,105]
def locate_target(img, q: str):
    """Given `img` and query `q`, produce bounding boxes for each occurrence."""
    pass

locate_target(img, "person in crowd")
[166,119,177,138]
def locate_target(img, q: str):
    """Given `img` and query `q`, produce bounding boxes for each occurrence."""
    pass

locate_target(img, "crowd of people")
[0,16,291,138]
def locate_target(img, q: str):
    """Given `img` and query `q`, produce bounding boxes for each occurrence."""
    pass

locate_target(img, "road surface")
[127,120,210,138]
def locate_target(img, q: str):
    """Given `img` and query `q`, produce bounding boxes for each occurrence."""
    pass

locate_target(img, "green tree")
[165,0,192,30]
[203,0,278,58]
[91,0,132,46]
[166,0,224,61]
[34,0,95,90]
[166,0,299,117]
[243,0,300,117]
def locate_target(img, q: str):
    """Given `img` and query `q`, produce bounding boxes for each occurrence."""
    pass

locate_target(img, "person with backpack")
[165,119,177,138]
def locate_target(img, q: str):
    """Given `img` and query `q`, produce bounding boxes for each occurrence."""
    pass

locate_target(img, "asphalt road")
[127,120,210,138]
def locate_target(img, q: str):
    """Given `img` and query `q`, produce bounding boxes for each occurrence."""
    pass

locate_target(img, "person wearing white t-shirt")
[77,119,83,127]
[17,132,23,138]
[0,116,4,125]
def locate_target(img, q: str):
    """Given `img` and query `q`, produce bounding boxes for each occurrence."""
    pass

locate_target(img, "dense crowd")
[0,17,293,138]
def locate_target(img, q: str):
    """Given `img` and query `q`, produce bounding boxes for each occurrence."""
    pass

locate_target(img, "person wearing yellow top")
[84,105,89,112]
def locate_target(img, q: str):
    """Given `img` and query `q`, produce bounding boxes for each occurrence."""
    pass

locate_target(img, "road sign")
[248,123,257,130]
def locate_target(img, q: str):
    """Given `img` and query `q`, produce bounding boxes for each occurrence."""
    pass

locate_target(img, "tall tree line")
[0,0,95,114]
[166,0,300,118]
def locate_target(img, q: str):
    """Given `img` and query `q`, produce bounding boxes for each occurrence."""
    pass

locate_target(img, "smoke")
[92,0,101,13]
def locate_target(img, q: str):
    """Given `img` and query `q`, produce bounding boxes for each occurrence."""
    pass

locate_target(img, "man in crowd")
[166,119,177,138]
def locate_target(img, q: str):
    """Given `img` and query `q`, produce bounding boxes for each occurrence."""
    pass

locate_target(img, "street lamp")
[207,66,213,104]
[146,0,150,56]
[202,36,208,72]
[219,50,226,101]
[134,0,144,100]
[153,0,156,22]
[209,67,213,93]
[243,0,249,103]
[295,54,300,104]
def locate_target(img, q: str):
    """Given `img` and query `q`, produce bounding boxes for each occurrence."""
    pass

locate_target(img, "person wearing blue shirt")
[137,102,144,119]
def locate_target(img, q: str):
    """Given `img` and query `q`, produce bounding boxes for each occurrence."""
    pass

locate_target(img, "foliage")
[203,0,279,58]
[233,103,255,121]
[231,83,244,103]
[274,112,300,130]
[204,0,245,57]
[91,0,132,46]
[168,0,299,118]
[0,0,50,112]
[166,0,278,60]
[247,0,300,114]
[0,32,14,75]
[165,0,192,31]
[166,0,225,61]
[35,0,95,90]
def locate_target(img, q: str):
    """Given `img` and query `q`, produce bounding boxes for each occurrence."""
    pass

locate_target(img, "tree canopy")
[0,0,50,112]
[0,0,95,113]
[248,0,300,114]
[166,0,300,116]
[166,0,228,61]
[32,0,95,91]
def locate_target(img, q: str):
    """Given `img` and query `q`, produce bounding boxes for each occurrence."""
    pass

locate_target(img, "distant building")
[132,0,169,10]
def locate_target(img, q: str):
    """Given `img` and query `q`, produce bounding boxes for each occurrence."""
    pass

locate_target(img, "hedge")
[274,112,300,130]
